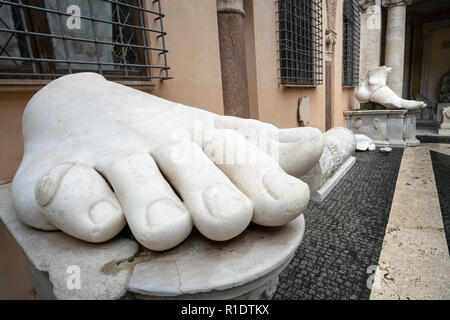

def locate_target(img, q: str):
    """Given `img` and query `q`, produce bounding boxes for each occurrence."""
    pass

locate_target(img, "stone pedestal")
[438,124,450,136]
[128,216,304,299]
[0,184,304,300]
[436,103,450,128]
[404,109,420,146]
[344,110,389,146]
[438,105,450,136]
[344,109,412,147]
[387,110,407,147]
[382,0,412,97]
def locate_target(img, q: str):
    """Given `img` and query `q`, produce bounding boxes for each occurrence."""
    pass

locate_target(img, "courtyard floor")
[1,143,449,300]
[274,143,450,300]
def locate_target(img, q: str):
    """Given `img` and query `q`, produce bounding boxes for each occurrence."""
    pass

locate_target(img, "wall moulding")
[217,0,245,16]
[359,0,377,11]
[381,0,412,8]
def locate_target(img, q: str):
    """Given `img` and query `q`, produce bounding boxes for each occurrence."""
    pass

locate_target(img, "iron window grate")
[276,0,323,86]
[0,0,171,81]
[342,0,360,86]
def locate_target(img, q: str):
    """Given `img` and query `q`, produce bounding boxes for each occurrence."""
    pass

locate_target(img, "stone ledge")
[0,79,155,93]
[310,156,356,202]
[344,109,407,117]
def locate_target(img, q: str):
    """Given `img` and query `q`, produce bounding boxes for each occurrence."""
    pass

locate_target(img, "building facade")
[0,0,360,183]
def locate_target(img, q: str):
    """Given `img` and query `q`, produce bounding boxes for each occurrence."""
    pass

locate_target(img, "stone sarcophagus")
[344,109,420,147]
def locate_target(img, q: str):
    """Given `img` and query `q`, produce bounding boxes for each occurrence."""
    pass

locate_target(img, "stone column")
[325,0,337,130]
[359,0,382,83]
[382,0,412,97]
[217,0,250,118]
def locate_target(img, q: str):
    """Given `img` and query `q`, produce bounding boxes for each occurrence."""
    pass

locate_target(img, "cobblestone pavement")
[430,150,450,253]
[274,148,404,300]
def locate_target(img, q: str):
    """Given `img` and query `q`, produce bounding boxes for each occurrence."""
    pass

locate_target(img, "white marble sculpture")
[356,66,424,110]
[12,73,324,251]
[301,127,356,201]
[438,106,450,135]
[354,134,376,151]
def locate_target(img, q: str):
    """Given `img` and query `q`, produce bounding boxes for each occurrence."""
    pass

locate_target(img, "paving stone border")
[417,135,450,144]
[430,150,450,253]
[274,148,404,300]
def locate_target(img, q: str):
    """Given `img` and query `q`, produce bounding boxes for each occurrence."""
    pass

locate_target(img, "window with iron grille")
[342,0,360,86]
[0,0,171,81]
[277,0,323,86]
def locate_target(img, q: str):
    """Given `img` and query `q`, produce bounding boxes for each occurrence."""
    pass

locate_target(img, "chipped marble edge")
[133,253,295,300]
[128,215,305,297]
[0,184,139,300]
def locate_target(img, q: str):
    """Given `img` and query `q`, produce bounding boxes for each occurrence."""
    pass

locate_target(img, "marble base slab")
[388,139,407,148]
[309,156,356,202]
[404,110,421,146]
[0,184,305,300]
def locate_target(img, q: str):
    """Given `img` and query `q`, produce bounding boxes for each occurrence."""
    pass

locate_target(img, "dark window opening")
[277,0,323,86]
[343,0,360,86]
[0,0,171,81]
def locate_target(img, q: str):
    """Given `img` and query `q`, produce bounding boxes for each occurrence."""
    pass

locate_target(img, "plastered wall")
[244,0,355,131]
[245,0,326,130]
[147,0,225,115]
[427,27,450,103]
[0,92,33,184]
[332,0,358,128]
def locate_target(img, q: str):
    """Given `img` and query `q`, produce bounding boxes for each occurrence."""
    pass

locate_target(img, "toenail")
[35,162,76,207]
[203,183,249,218]
[89,200,121,225]
[146,198,187,229]
[262,168,301,200]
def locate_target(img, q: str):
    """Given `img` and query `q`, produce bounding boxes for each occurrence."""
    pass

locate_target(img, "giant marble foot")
[356,66,425,110]
[12,73,324,251]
